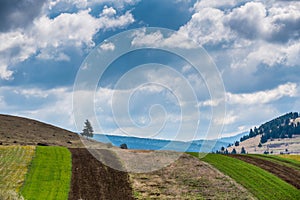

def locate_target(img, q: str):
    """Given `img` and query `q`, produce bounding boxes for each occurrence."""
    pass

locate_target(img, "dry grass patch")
[0,146,35,199]
[130,153,255,199]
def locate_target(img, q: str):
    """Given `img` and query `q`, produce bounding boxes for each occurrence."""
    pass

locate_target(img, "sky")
[0,0,299,141]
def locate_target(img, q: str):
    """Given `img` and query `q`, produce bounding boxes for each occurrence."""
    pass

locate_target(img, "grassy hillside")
[190,153,300,200]
[21,146,72,200]
[0,146,35,199]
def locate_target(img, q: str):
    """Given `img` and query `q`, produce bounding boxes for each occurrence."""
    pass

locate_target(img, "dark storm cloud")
[0,0,47,32]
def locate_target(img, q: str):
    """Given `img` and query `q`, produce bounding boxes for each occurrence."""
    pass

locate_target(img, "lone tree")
[81,119,94,138]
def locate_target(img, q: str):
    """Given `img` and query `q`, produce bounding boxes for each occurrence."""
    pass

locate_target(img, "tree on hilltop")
[81,119,94,138]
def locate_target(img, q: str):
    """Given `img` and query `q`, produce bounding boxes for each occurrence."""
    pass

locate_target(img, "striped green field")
[21,146,72,200]
[189,153,300,200]
[0,146,35,199]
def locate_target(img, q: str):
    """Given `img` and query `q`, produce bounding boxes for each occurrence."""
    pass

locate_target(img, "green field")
[21,146,72,200]
[189,153,300,200]
[0,146,35,199]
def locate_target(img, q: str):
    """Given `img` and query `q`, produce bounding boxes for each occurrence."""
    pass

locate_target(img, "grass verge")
[189,153,300,200]
[21,146,72,200]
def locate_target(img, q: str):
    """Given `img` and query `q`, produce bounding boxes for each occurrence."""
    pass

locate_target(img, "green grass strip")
[189,153,300,200]
[21,146,72,200]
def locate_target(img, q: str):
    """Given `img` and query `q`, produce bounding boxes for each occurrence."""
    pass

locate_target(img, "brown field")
[130,153,255,200]
[68,148,133,200]
[0,114,83,147]
[229,154,300,189]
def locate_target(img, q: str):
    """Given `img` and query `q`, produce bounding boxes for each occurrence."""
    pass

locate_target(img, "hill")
[0,114,82,147]
[240,112,300,144]
[226,112,300,154]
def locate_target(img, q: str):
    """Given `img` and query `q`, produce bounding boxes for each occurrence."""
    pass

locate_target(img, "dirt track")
[229,155,300,189]
[68,148,133,200]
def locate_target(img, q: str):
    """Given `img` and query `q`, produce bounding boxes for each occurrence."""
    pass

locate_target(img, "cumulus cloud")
[177,7,232,46]
[175,0,300,78]
[0,6,135,80]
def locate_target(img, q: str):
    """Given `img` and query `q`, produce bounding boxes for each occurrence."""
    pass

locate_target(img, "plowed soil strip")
[229,155,300,189]
[68,148,133,200]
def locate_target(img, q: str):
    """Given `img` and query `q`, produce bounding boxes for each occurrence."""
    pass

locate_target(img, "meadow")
[21,146,72,200]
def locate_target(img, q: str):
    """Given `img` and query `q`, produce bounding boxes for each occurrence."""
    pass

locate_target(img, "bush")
[258,143,262,148]
[120,143,128,149]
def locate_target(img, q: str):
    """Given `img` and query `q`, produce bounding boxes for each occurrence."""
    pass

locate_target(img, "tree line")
[239,112,300,144]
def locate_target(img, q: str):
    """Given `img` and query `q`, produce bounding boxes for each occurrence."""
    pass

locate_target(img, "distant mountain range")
[93,132,248,153]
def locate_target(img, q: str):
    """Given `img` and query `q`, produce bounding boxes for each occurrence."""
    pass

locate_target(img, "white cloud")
[131,29,197,49]
[227,82,297,105]
[177,0,300,73]
[49,0,141,10]
[0,86,75,129]
[0,64,13,80]
[181,65,192,73]
[100,6,117,17]
[194,0,249,11]
[0,6,135,80]
[98,11,134,30]
[199,82,298,107]
[180,7,233,46]
[214,112,237,125]
[13,88,49,99]
[230,39,300,72]
[100,42,115,51]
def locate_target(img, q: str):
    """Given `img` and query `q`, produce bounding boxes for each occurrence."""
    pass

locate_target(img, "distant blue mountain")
[216,132,249,144]
[92,133,244,153]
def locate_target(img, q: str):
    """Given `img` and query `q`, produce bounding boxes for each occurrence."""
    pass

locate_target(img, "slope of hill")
[226,112,300,154]
[240,112,300,144]
[0,114,82,147]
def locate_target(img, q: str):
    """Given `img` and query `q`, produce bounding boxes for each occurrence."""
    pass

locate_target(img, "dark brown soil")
[229,154,300,189]
[68,148,134,200]
[0,114,83,147]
